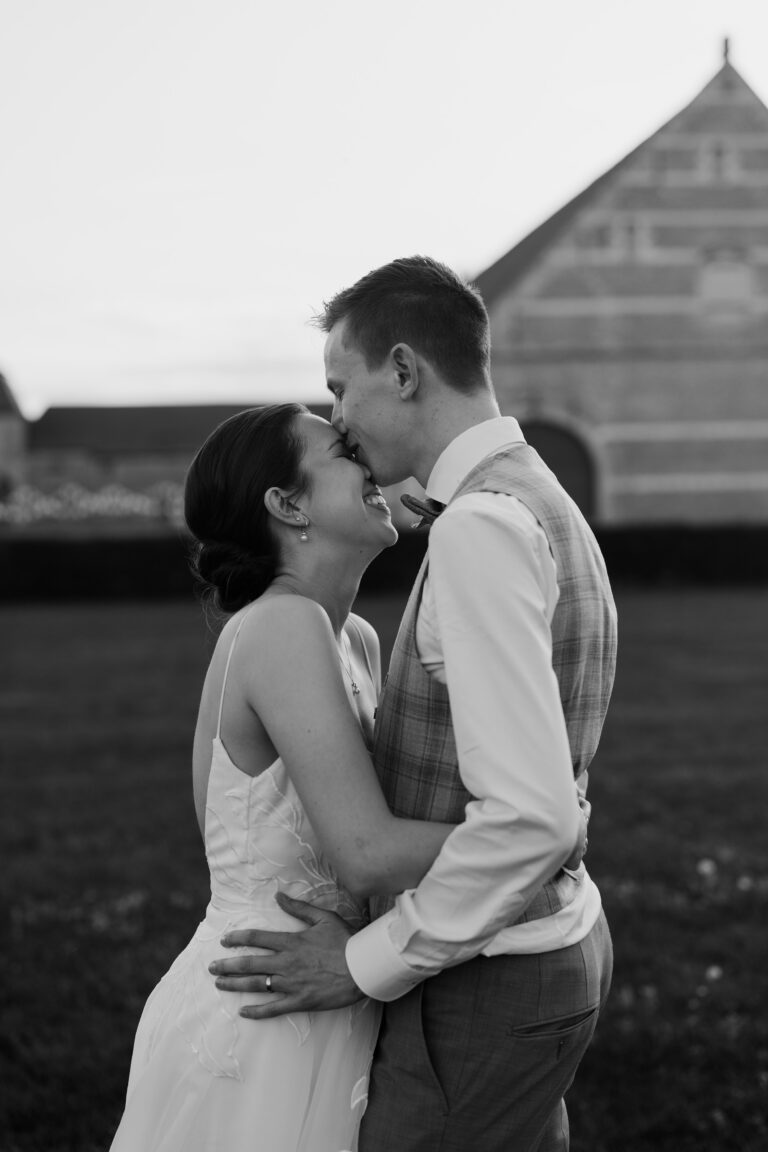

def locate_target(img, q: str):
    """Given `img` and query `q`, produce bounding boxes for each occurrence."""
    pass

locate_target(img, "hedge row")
[0,527,767,600]
[0,531,428,600]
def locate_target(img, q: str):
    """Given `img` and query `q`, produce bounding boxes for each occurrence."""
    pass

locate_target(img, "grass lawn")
[2,588,767,1152]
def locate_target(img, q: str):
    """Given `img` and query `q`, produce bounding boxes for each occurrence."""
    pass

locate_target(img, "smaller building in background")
[26,404,266,492]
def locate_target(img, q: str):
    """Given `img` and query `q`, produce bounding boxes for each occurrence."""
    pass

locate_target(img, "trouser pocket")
[511,1005,599,1039]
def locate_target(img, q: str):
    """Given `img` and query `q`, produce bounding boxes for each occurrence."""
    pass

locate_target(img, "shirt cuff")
[345,909,424,1002]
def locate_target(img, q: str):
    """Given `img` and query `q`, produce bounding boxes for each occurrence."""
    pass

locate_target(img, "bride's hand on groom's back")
[563,795,591,873]
[208,893,364,1019]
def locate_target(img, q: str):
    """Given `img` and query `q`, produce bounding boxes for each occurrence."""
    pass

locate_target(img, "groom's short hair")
[315,256,491,393]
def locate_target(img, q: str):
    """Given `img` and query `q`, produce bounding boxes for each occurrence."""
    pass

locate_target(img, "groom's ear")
[390,343,420,401]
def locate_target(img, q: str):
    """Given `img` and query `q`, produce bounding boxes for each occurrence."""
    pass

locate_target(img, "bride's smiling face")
[294,414,398,549]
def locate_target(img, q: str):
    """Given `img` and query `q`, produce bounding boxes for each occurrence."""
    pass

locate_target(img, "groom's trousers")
[358,909,612,1152]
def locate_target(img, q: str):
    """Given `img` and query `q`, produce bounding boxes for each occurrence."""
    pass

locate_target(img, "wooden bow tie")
[400,494,447,528]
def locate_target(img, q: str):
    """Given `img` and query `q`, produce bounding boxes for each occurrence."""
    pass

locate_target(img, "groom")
[210,256,617,1151]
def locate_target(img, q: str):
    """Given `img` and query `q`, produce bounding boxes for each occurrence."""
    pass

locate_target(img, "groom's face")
[324,319,410,487]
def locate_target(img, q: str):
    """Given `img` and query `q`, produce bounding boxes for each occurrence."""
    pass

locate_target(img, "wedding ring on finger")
[265,975,273,993]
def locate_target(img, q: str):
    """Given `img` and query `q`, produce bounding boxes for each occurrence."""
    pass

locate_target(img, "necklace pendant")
[338,634,361,696]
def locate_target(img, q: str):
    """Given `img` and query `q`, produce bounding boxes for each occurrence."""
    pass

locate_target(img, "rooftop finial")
[723,36,730,63]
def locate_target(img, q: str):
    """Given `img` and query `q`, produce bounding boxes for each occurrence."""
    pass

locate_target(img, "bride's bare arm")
[240,596,453,899]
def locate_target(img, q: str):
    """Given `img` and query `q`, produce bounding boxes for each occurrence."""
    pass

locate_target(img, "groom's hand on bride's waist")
[208,893,364,1019]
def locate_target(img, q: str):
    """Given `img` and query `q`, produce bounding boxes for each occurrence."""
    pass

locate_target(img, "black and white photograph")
[2,2,767,1150]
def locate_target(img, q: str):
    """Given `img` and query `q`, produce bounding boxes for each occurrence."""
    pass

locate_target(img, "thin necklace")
[338,633,360,696]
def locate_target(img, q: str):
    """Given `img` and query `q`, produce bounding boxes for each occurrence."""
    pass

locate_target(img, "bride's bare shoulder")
[235,594,334,652]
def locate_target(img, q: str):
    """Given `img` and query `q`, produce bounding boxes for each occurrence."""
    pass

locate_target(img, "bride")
[108,403,453,1152]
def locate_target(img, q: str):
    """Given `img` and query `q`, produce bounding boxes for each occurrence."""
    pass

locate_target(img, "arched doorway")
[520,421,596,521]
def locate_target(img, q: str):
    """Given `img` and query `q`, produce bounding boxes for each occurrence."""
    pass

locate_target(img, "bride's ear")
[264,487,303,528]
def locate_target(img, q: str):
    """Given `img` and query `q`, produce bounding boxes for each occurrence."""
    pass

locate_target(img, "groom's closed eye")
[330,439,355,460]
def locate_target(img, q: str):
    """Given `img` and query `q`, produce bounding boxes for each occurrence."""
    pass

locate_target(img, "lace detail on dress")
[140,935,244,1081]
[172,746,368,1067]
[206,751,367,927]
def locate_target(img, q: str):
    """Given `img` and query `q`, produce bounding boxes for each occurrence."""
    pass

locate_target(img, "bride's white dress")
[109,615,381,1152]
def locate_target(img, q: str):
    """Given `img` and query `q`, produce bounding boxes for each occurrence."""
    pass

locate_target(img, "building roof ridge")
[0,373,22,418]
[27,400,333,454]
[474,50,768,309]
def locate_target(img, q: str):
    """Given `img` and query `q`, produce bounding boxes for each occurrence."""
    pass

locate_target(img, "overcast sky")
[2,0,767,418]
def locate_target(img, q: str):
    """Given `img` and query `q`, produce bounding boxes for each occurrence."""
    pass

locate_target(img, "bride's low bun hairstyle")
[185,403,309,613]
[193,541,276,615]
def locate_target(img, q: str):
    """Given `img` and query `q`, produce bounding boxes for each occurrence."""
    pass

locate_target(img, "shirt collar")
[426,417,526,503]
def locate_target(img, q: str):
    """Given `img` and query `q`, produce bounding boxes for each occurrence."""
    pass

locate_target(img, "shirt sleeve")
[345,492,582,1001]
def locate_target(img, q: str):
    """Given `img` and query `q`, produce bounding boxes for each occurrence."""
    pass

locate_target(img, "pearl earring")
[294,512,309,542]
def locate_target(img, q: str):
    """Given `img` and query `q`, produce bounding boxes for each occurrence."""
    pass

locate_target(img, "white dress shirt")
[346,417,602,1002]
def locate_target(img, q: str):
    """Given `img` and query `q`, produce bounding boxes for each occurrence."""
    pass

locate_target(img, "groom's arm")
[345,493,581,1001]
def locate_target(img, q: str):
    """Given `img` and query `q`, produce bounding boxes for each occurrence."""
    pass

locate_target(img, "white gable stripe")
[601,422,768,441]
[609,472,768,494]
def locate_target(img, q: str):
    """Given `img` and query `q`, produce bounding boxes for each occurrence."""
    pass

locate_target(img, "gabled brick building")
[477,46,768,525]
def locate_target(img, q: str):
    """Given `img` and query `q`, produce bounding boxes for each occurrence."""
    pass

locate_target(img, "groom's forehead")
[326,325,357,367]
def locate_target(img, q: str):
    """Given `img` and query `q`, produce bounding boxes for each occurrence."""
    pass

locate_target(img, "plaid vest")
[371,443,617,924]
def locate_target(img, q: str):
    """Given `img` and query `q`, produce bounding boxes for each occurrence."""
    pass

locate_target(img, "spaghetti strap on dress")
[347,616,377,691]
[109,611,380,1152]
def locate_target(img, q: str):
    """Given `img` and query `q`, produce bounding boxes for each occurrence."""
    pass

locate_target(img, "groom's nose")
[330,398,345,432]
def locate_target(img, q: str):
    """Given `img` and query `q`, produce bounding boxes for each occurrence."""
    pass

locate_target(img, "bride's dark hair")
[185,403,309,613]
